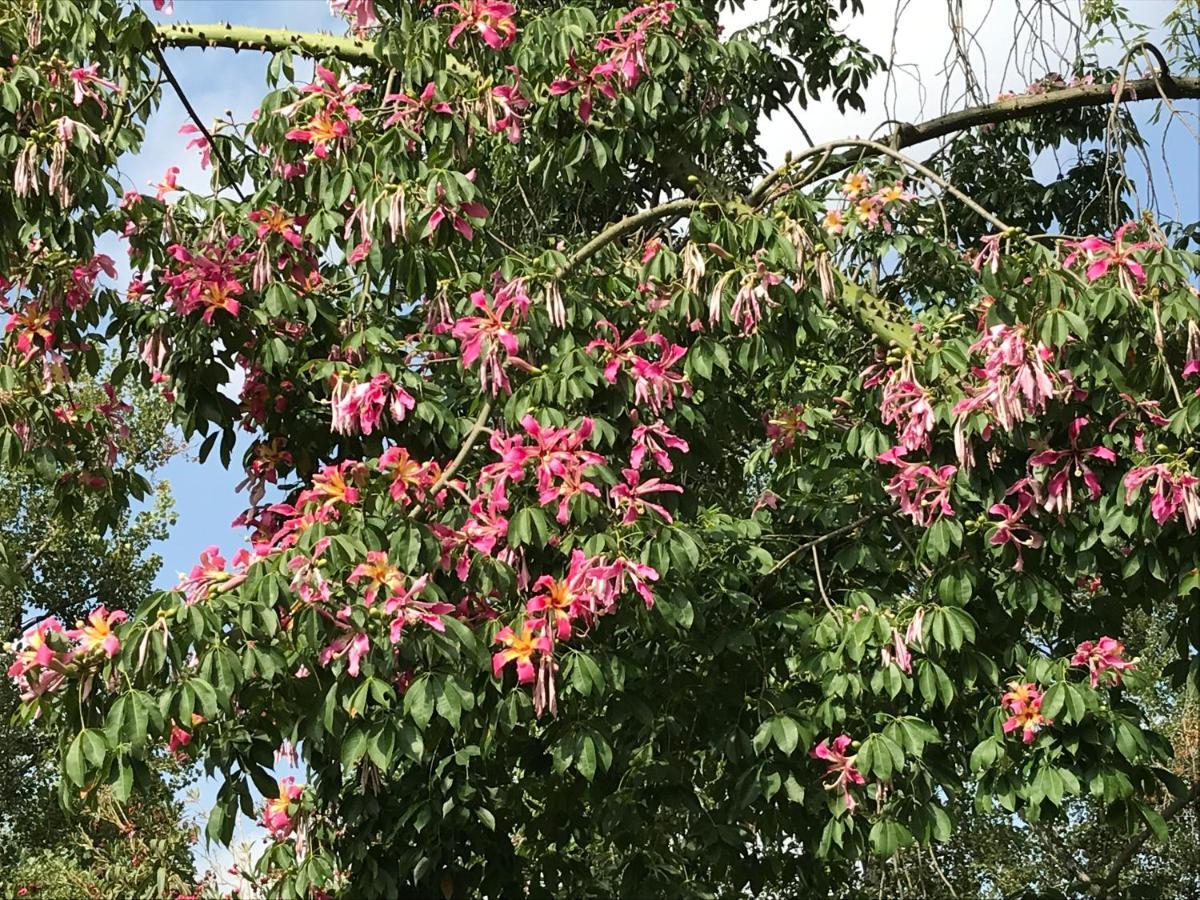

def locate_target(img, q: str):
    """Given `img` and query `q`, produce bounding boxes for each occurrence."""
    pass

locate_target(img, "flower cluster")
[549,2,676,122]
[822,172,915,234]
[587,322,690,415]
[879,356,934,452]
[494,551,658,714]
[1001,680,1049,743]
[329,372,416,436]
[436,0,518,50]
[1063,222,1158,293]
[1071,636,1136,687]
[262,777,303,839]
[280,64,369,160]
[7,607,128,701]
[163,237,253,323]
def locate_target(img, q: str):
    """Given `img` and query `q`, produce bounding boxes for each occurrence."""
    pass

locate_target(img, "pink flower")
[347,239,371,264]
[549,51,618,124]
[262,777,303,838]
[347,551,404,606]
[167,722,192,755]
[492,620,551,684]
[631,336,690,415]
[379,447,440,506]
[487,77,529,143]
[329,372,413,435]
[810,734,866,812]
[153,165,180,201]
[764,404,808,453]
[152,0,174,12]
[1184,321,1200,379]
[971,233,1003,274]
[318,630,371,678]
[877,446,956,527]
[178,547,225,604]
[451,279,530,395]
[726,254,782,334]
[178,123,210,169]
[1063,223,1158,292]
[66,606,128,657]
[880,628,913,674]
[386,575,454,642]
[68,64,119,112]
[1071,636,1135,687]
[630,421,689,472]
[586,320,650,383]
[611,467,682,525]
[329,0,380,30]
[382,82,453,133]
[436,0,518,50]
[7,618,65,679]
[1027,417,1117,515]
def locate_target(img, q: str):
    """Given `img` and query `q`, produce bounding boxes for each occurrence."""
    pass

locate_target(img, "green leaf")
[772,716,800,756]
[65,733,87,787]
[404,674,435,730]
[342,728,368,770]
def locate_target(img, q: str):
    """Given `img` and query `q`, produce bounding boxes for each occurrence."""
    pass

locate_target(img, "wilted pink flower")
[880,356,934,452]
[1123,464,1200,531]
[988,487,1044,571]
[631,335,690,415]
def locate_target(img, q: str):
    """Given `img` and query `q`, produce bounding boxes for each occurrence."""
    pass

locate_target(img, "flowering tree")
[5,0,1200,895]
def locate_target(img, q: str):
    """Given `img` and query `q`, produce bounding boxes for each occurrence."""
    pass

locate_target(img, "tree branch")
[408,401,493,520]
[155,22,375,63]
[1094,782,1200,894]
[747,75,1200,203]
[557,198,700,278]
[149,44,246,201]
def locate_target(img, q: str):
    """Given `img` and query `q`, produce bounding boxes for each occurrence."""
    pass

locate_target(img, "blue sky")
[114,0,1197,879]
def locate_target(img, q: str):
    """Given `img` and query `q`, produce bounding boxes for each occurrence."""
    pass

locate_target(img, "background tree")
[0,374,196,897]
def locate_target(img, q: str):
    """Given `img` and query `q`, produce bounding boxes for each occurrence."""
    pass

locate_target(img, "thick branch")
[748,75,1200,202]
[155,22,375,63]
[557,199,700,277]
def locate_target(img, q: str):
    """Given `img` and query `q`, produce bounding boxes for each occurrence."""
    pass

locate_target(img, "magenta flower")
[386,575,454,642]
[1063,223,1158,291]
[811,734,866,812]
[1027,417,1117,515]
[1124,464,1200,531]
[630,420,689,472]
[1071,636,1136,687]
[177,546,246,604]
[877,446,956,527]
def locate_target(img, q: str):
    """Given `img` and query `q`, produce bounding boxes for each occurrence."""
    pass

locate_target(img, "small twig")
[754,511,881,595]
[811,545,837,618]
[1094,781,1200,894]
[150,43,246,200]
